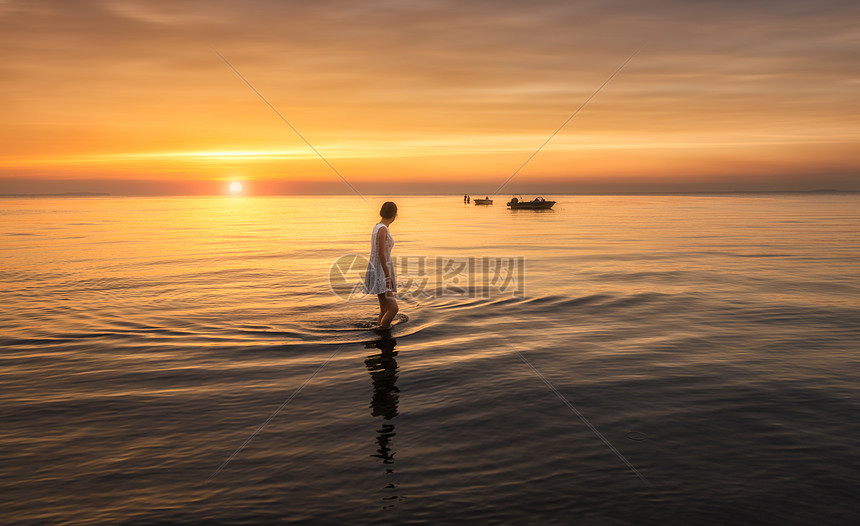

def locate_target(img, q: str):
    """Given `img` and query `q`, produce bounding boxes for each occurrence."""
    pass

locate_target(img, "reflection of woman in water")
[365,334,402,506]
[364,201,399,328]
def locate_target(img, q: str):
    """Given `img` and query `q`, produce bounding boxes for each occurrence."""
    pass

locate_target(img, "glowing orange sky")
[1,0,858,194]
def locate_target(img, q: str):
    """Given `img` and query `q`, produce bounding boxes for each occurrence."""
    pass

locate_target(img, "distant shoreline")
[0,192,111,198]
[0,190,857,198]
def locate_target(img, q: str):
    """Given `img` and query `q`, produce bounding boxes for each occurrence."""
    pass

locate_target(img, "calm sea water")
[2,194,859,524]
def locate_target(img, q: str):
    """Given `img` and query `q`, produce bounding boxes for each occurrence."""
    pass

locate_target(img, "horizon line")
[2,189,857,198]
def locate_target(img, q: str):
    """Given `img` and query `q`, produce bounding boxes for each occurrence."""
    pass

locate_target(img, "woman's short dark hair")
[380,201,397,219]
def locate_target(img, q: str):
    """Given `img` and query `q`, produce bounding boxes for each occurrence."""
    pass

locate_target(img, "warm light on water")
[1,194,859,523]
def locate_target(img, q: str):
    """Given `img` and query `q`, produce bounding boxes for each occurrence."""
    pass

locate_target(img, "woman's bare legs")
[377,294,386,326]
[377,292,399,328]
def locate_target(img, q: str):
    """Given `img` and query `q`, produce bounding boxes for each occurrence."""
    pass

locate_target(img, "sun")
[229,181,243,195]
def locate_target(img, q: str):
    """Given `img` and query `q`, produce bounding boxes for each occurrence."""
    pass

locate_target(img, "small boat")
[507,196,555,210]
[473,197,493,205]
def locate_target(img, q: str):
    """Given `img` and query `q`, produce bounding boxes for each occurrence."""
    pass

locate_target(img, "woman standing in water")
[365,201,399,328]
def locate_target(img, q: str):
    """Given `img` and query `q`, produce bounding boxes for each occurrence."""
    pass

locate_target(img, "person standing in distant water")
[464,194,468,203]
[467,195,470,204]
[365,201,399,329]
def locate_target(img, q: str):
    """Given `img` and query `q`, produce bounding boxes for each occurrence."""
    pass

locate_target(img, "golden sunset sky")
[1,0,858,194]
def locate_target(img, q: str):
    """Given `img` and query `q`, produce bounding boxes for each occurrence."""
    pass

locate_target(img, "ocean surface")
[1,194,859,525]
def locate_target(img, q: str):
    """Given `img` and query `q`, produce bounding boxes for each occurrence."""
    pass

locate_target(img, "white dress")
[364,223,396,295]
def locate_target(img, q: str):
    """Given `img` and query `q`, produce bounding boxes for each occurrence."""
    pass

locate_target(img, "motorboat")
[506,196,555,209]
